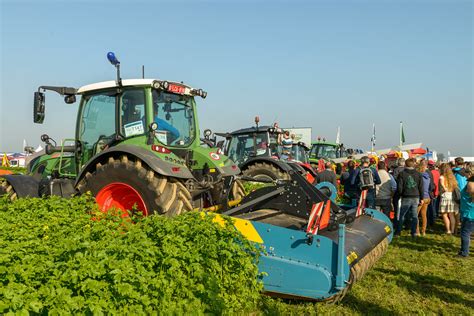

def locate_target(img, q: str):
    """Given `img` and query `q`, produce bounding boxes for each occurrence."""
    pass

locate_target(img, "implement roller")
[208,170,393,302]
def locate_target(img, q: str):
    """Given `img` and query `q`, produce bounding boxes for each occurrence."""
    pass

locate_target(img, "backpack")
[452,187,461,204]
[359,167,375,189]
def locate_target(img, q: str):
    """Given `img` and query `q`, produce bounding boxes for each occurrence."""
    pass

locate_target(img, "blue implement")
[233,207,393,302]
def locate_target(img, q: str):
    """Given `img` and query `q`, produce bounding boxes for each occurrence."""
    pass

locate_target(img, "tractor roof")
[77,79,193,94]
[311,141,338,147]
[230,126,273,135]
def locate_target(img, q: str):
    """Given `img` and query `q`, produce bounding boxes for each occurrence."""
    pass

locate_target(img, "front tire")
[76,156,192,217]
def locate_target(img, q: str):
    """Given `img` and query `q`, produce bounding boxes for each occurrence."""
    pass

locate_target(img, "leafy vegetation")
[1,194,472,315]
[242,181,270,194]
[0,196,262,314]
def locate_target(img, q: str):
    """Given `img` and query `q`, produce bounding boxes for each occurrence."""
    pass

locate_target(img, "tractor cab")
[74,79,202,166]
[223,125,280,165]
[310,140,347,161]
[289,142,310,164]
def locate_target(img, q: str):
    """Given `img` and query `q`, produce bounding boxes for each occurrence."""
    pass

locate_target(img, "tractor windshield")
[78,91,116,162]
[311,144,338,159]
[152,90,196,147]
[319,144,337,159]
[289,145,309,163]
[227,133,270,165]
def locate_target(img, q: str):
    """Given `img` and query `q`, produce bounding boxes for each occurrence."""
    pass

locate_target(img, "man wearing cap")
[350,156,381,209]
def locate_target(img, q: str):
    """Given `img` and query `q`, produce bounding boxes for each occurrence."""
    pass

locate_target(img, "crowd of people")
[323,156,473,258]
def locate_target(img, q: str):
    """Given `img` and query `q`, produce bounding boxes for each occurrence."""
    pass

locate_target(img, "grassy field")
[260,222,473,315]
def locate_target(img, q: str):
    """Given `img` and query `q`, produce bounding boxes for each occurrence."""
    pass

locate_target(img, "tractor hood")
[191,147,240,176]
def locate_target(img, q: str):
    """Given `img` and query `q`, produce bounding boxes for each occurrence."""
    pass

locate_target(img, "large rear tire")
[76,156,192,217]
[242,162,290,182]
[0,179,17,201]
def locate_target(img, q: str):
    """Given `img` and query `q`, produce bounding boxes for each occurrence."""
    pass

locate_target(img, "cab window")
[152,90,195,147]
[121,89,146,138]
[79,92,116,160]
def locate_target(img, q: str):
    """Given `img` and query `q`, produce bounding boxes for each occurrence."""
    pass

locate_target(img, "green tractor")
[0,136,77,201]
[0,52,244,213]
[215,119,317,184]
[309,139,348,169]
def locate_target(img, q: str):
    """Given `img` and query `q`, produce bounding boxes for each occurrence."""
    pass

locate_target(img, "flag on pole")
[2,153,10,167]
[335,126,341,144]
[400,121,406,146]
[370,123,376,151]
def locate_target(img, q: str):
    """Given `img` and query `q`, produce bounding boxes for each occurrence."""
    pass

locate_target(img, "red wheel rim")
[96,182,148,217]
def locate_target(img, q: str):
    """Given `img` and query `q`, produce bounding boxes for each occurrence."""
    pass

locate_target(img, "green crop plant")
[0,196,262,314]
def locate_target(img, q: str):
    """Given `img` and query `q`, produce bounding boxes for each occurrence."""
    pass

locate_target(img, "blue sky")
[1,0,472,156]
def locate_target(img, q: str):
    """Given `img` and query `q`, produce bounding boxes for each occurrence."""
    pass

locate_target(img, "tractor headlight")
[190,88,207,98]
[150,122,158,131]
[152,80,161,90]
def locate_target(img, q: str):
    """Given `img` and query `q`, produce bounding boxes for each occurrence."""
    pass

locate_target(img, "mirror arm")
[147,123,157,145]
[38,86,77,96]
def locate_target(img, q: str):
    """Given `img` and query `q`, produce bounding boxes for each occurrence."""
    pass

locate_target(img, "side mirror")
[216,140,225,150]
[64,94,76,104]
[203,129,212,140]
[34,92,45,123]
[147,122,158,145]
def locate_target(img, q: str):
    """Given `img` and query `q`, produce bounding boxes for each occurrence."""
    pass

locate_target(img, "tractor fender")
[286,162,307,174]
[75,145,194,187]
[298,163,317,177]
[0,175,40,198]
[240,157,293,173]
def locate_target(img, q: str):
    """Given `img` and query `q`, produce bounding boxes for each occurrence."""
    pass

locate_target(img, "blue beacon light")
[107,52,120,66]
